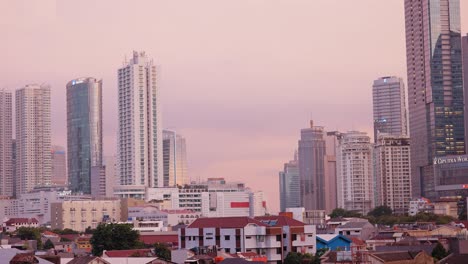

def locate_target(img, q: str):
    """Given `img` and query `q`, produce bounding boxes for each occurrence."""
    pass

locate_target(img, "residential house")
[316,234,351,251]
[3,218,39,232]
[335,221,377,240]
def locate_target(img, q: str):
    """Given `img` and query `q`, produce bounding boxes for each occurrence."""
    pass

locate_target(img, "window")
[276,235,281,241]
[224,235,230,240]
[246,236,252,239]
[292,234,297,240]
[276,248,281,254]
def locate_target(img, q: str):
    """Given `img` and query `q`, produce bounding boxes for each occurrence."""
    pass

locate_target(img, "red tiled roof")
[188,217,267,228]
[104,249,153,257]
[5,218,39,225]
[139,234,178,245]
[349,237,365,245]
[42,230,60,237]
[254,215,305,227]
[59,234,80,241]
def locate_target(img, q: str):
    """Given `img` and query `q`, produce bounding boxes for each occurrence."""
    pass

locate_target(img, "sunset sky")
[2,0,468,212]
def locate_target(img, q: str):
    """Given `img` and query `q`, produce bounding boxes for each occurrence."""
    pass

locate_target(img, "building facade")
[324,132,339,213]
[118,51,163,188]
[66,77,103,194]
[51,146,67,186]
[404,0,465,199]
[374,134,412,214]
[15,84,52,195]
[336,132,374,215]
[372,76,408,142]
[463,34,468,152]
[0,89,13,197]
[298,121,326,210]
[279,153,301,212]
[163,130,188,187]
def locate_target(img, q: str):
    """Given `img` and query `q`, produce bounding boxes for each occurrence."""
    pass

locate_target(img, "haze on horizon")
[2,0,468,212]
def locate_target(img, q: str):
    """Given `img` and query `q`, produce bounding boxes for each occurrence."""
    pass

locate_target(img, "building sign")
[433,155,468,165]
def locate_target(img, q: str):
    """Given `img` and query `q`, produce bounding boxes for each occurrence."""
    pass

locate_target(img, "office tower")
[298,120,326,210]
[118,51,163,188]
[51,145,67,186]
[372,76,408,142]
[91,166,106,198]
[163,130,188,187]
[324,132,339,213]
[16,84,52,195]
[463,34,468,150]
[104,156,118,197]
[336,131,374,215]
[0,89,13,197]
[404,0,465,198]
[279,152,301,212]
[374,134,412,214]
[66,77,103,194]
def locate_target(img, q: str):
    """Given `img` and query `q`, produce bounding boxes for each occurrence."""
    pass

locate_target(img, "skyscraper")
[324,132,339,213]
[462,34,468,150]
[298,120,326,210]
[279,152,301,212]
[51,145,67,186]
[0,89,13,197]
[374,134,412,214]
[336,131,374,215]
[404,0,465,198]
[15,84,52,195]
[372,76,408,142]
[163,130,188,187]
[66,77,103,194]
[118,51,163,188]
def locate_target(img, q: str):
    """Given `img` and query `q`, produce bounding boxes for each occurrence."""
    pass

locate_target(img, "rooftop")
[254,215,305,227]
[188,217,267,229]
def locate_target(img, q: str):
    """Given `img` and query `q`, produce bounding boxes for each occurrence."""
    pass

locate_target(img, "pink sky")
[2,0,468,213]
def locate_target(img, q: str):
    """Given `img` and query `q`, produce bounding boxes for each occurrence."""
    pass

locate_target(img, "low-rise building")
[3,217,38,232]
[408,198,434,216]
[316,234,351,251]
[128,205,201,226]
[335,221,377,240]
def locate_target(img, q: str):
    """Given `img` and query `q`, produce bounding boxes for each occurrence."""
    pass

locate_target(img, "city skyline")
[2,1,468,212]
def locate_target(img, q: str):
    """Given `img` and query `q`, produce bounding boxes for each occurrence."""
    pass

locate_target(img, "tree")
[90,223,142,256]
[284,252,302,264]
[432,242,448,260]
[43,239,55,250]
[329,208,361,218]
[16,227,42,249]
[368,206,392,217]
[154,243,171,260]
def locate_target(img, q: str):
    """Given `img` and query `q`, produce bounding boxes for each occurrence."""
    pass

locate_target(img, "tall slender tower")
[0,89,13,197]
[118,51,163,188]
[298,120,326,210]
[15,84,51,195]
[279,152,301,212]
[66,77,103,194]
[163,130,188,187]
[372,76,408,142]
[51,145,67,186]
[404,0,465,199]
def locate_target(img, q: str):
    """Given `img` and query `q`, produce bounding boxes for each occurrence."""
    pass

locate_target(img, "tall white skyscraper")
[163,130,188,187]
[0,89,13,197]
[372,76,408,142]
[15,84,52,195]
[336,131,374,215]
[118,51,163,188]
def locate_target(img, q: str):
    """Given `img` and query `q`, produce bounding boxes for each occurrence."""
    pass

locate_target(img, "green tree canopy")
[431,242,448,260]
[368,206,392,217]
[329,208,361,218]
[90,223,142,256]
[43,239,55,250]
[16,227,43,249]
[154,243,171,260]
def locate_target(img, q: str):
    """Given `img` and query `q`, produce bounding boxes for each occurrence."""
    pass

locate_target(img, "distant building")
[336,131,374,214]
[104,156,118,197]
[372,76,408,142]
[374,134,411,214]
[51,146,67,186]
[408,198,434,216]
[0,89,13,197]
[432,154,468,198]
[15,84,52,195]
[90,166,106,198]
[163,130,188,187]
[128,205,201,226]
[3,217,39,232]
[279,152,300,212]
[298,120,326,210]
[324,132,339,213]
[66,77,103,194]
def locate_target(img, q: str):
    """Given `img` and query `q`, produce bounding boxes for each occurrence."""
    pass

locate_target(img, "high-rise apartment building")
[104,156,118,197]
[66,77,103,194]
[118,51,163,189]
[162,130,188,187]
[463,34,468,150]
[298,121,326,210]
[324,132,339,213]
[15,84,52,195]
[404,0,465,198]
[372,76,408,142]
[336,131,374,215]
[279,152,301,212]
[51,145,67,186]
[374,134,412,214]
[0,89,13,197]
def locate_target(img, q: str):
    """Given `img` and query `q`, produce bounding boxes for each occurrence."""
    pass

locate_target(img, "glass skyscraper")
[404,0,465,199]
[66,77,103,194]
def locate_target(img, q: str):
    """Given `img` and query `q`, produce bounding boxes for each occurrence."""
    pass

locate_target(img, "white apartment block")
[51,199,122,232]
[118,51,163,188]
[15,84,52,195]
[0,89,13,197]
[336,131,374,215]
[128,205,201,226]
[179,216,316,263]
[374,134,412,214]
